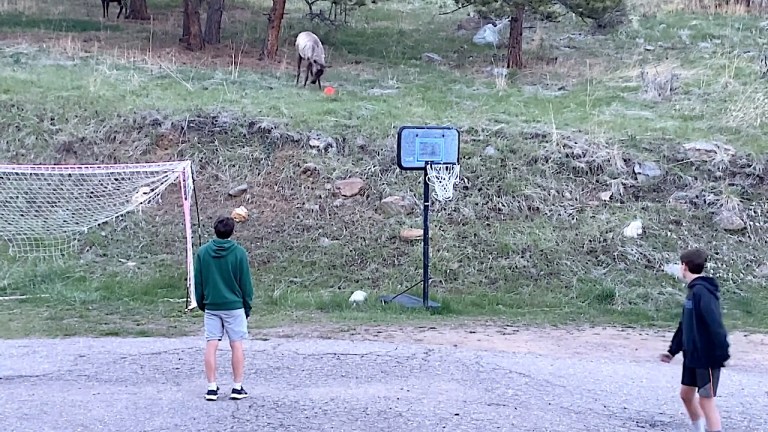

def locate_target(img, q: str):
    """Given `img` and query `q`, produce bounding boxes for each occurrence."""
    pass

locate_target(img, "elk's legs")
[295,55,303,86]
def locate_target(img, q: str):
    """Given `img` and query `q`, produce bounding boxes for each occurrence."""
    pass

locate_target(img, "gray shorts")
[204,309,248,342]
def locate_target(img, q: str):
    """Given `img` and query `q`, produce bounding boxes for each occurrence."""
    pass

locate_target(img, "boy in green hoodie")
[194,215,254,401]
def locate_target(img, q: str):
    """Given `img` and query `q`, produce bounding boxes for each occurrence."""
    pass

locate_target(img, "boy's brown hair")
[680,248,708,275]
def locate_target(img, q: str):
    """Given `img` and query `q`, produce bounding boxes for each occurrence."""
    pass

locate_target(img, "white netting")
[0,161,193,257]
[426,163,461,201]
[0,161,198,310]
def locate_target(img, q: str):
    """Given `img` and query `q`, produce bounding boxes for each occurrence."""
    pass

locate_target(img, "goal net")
[0,161,198,310]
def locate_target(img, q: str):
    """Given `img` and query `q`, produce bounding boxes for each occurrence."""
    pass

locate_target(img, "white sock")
[208,382,217,390]
[692,418,705,432]
[233,382,242,390]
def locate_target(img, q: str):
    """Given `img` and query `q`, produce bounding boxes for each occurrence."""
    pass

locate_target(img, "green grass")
[0,0,767,338]
[0,13,121,32]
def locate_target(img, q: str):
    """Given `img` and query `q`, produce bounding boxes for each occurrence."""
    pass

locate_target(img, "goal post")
[0,160,199,311]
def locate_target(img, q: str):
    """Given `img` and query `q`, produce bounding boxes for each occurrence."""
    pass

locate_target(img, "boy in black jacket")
[660,248,730,432]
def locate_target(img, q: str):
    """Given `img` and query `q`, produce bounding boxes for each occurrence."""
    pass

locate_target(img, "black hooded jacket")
[668,276,730,369]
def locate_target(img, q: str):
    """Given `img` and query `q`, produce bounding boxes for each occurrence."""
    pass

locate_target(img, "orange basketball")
[323,86,336,96]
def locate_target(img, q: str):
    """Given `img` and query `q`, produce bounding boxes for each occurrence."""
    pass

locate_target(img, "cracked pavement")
[1,334,767,431]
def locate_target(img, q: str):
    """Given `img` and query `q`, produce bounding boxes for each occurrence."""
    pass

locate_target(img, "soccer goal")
[0,161,199,310]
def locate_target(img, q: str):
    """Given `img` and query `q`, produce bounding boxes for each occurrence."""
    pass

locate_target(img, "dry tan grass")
[629,0,768,15]
[725,83,768,128]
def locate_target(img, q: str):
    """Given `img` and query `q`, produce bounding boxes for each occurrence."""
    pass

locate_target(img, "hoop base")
[379,293,441,310]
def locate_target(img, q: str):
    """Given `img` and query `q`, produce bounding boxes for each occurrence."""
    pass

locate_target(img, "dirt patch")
[253,322,768,371]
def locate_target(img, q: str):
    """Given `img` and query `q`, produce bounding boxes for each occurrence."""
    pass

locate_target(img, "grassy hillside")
[0,0,767,338]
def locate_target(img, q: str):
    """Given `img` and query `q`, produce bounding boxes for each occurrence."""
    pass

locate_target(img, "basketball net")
[426,163,460,201]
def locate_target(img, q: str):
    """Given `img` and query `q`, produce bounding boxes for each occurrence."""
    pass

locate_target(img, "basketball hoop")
[426,163,460,201]
[381,125,462,311]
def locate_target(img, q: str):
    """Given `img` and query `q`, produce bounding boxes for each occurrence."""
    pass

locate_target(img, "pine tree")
[453,0,558,69]
[453,0,625,69]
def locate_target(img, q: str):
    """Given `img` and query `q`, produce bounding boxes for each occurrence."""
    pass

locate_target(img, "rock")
[299,163,321,178]
[683,141,735,161]
[367,88,398,96]
[399,228,424,241]
[622,219,643,238]
[231,206,249,223]
[334,177,366,197]
[421,53,444,63]
[643,45,655,51]
[483,146,497,156]
[756,263,768,277]
[228,183,249,197]
[715,210,745,231]
[379,196,414,216]
[307,135,337,153]
[318,237,338,247]
[634,161,662,181]
[599,191,612,201]
[348,290,368,305]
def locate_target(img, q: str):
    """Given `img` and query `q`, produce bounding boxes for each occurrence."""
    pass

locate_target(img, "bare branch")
[439,3,473,15]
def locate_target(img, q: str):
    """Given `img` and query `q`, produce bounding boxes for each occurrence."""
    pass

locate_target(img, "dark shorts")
[681,366,721,398]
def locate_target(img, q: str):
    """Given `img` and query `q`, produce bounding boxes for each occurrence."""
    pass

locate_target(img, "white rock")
[349,290,368,305]
[622,219,643,238]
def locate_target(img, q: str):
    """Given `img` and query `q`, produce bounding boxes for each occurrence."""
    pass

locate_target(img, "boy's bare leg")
[205,340,219,383]
[230,340,245,384]
[697,367,722,432]
[699,396,722,431]
[680,386,705,430]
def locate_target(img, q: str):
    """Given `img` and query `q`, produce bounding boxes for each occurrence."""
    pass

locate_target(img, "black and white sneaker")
[205,386,219,401]
[230,387,249,400]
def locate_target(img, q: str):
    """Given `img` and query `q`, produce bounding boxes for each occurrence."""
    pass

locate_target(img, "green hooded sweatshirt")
[193,238,254,317]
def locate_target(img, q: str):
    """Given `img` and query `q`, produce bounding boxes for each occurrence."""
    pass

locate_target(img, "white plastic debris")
[472,19,510,47]
[622,219,643,238]
[663,263,683,280]
[348,290,368,305]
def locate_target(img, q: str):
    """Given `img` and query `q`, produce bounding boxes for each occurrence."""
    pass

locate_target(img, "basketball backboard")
[396,126,460,171]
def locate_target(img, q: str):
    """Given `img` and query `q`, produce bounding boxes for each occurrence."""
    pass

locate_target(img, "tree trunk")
[183,0,205,51]
[180,0,190,44]
[204,0,225,45]
[126,0,151,20]
[260,0,287,61]
[506,4,525,69]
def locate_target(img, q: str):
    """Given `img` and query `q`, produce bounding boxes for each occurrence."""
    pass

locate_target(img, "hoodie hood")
[204,238,238,258]
[688,275,720,300]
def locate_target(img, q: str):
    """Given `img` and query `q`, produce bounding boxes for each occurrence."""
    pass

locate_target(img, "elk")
[102,0,127,19]
[295,31,326,90]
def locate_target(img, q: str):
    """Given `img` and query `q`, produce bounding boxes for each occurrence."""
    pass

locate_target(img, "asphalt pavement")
[1,335,766,431]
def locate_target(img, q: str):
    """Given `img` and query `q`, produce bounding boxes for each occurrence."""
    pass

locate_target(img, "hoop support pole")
[422,166,431,309]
